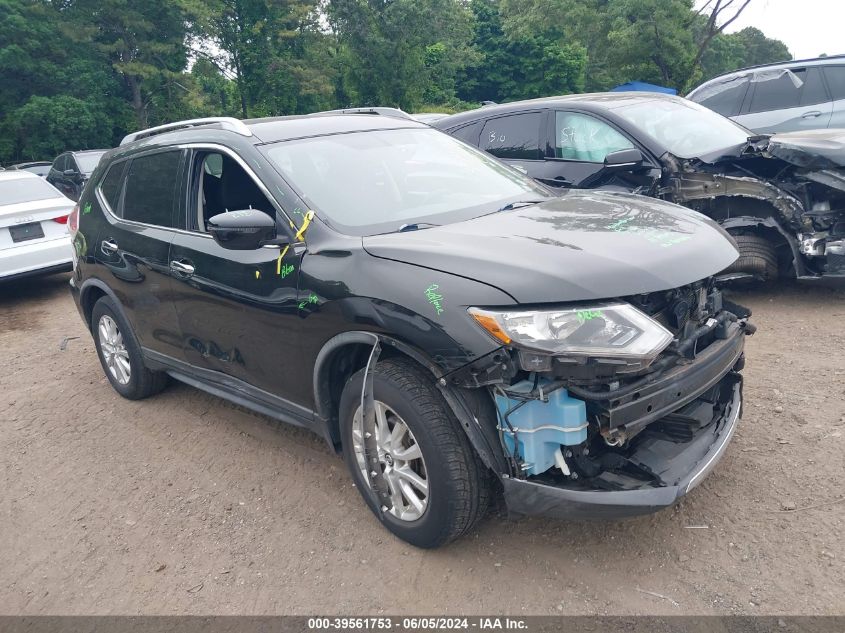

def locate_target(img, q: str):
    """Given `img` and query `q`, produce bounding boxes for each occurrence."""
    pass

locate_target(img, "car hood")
[765,129,845,170]
[363,191,738,303]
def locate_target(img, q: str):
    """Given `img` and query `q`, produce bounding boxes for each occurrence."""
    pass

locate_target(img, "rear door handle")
[802,110,822,118]
[170,260,195,276]
[100,240,118,254]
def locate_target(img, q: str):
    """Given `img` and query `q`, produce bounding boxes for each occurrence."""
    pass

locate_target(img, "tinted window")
[479,113,543,160]
[748,69,805,114]
[823,66,845,100]
[554,112,635,162]
[53,155,67,172]
[800,68,828,105]
[0,178,62,204]
[695,78,749,116]
[121,151,182,227]
[66,155,79,173]
[98,162,126,213]
[451,121,482,146]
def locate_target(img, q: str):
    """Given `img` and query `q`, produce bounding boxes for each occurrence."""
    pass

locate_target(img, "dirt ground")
[1,273,843,616]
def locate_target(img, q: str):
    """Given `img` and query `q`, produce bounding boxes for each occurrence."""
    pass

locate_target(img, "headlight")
[468,303,673,368]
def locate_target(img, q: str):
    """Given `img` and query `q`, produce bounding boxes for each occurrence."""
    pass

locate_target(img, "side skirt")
[142,348,318,432]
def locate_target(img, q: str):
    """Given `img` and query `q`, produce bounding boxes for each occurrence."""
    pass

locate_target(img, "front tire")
[339,358,490,548]
[91,296,167,400]
[724,234,779,282]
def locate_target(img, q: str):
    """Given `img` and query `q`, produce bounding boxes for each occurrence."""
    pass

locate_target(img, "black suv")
[47,149,108,201]
[69,114,753,548]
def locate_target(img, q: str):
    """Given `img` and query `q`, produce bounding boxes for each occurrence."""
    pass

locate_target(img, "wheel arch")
[312,332,507,474]
[79,278,126,332]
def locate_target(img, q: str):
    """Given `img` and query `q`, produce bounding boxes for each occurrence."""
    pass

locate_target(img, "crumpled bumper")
[501,380,742,520]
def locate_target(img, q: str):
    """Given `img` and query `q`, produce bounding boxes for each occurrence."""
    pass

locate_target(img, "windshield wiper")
[398,222,439,232]
[497,200,545,212]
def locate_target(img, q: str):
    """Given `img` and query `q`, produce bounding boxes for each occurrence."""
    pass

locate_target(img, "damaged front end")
[452,280,754,519]
[664,134,845,282]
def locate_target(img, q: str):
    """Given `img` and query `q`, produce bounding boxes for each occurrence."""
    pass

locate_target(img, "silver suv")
[687,55,845,134]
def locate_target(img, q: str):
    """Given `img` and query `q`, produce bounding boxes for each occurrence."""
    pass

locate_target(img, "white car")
[0,171,75,281]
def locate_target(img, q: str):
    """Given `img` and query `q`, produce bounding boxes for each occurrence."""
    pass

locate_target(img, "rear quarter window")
[97,162,126,214]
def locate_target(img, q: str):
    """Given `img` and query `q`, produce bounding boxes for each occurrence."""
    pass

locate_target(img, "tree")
[460,0,586,103]
[327,0,476,111]
[194,0,334,118]
[62,0,194,129]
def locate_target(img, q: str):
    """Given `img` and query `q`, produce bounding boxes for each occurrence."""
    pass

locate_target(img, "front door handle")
[802,110,822,118]
[100,239,118,254]
[170,260,195,276]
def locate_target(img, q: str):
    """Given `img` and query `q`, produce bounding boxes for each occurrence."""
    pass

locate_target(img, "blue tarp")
[610,81,677,95]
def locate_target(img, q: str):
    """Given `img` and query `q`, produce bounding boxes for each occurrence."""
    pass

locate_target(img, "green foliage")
[0,0,795,164]
[9,95,113,159]
[460,0,586,103]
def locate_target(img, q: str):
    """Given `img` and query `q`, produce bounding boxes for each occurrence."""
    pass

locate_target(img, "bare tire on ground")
[339,357,491,548]
[724,234,779,282]
[91,296,168,400]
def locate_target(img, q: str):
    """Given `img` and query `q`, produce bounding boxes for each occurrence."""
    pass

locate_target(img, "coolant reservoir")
[494,380,588,476]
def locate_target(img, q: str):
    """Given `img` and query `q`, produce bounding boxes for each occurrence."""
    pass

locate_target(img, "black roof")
[246,113,426,144]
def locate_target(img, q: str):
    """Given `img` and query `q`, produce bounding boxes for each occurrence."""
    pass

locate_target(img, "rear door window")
[121,151,182,227]
[479,113,543,160]
[746,68,821,114]
[799,67,828,105]
[554,112,635,162]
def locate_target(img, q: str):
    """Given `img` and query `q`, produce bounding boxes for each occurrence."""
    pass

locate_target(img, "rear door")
[735,67,832,133]
[167,146,305,405]
[95,149,184,359]
[48,154,73,199]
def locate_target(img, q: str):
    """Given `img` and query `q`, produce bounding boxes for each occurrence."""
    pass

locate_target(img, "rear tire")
[91,296,168,400]
[725,234,779,282]
[339,357,490,548]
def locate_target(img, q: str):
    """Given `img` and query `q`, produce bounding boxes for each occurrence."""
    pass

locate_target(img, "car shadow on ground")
[0,272,71,306]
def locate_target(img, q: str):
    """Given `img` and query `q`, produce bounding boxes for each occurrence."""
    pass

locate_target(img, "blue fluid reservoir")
[494,380,588,476]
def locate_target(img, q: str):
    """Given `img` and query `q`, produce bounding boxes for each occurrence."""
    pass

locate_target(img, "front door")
[168,149,304,404]
[543,111,658,191]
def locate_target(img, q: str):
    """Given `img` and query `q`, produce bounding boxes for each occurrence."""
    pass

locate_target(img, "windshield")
[0,178,62,205]
[76,152,106,173]
[612,98,752,159]
[262,127,548,235]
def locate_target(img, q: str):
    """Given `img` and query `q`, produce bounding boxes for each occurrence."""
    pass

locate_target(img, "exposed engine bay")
[661,131,845,281]
[458,279,754,501]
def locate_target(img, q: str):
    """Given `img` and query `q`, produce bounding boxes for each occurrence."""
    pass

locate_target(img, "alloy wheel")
[352,400,429,521]
[98,315,131,385]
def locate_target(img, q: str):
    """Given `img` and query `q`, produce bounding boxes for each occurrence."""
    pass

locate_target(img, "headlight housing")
[469,303,673,370]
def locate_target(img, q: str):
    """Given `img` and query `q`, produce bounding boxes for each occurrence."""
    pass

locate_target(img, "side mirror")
[207,209,280,250]
[603,148,644,172]
[63,169,78,177]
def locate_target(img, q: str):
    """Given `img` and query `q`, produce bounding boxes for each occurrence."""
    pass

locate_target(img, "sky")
[724,0,845,60]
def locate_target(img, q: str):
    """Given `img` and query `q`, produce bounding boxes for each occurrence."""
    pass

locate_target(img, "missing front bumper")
[501,380,742,520]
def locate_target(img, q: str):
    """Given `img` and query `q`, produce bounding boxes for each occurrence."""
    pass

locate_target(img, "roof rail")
[704,53,845,83]
[120,117,253,146]
[310,107,414,120]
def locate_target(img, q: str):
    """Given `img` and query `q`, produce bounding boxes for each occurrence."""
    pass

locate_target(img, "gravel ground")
[1,273,843,615]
